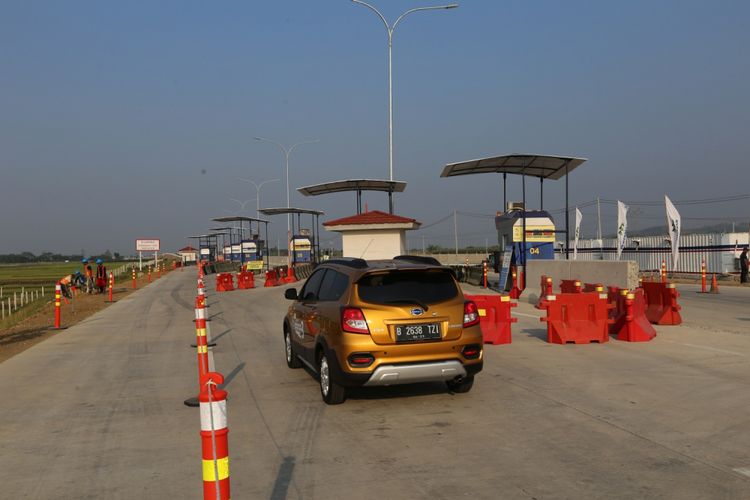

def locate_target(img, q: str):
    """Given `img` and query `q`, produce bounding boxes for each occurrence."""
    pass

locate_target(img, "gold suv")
[283,256,483,404]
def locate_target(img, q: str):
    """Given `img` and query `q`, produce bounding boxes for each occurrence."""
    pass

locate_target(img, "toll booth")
[290,234,313,264]
[242,239,264,261]
[496,203,556,263]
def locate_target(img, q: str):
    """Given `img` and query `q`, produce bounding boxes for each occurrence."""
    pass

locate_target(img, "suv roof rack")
[325,257,369,269]
[393,255,442,266]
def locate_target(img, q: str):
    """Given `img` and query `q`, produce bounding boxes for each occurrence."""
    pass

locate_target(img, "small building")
[178,245,198,264]
[323,210,421,260]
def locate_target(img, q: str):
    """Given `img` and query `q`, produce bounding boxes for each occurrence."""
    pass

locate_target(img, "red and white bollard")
[195,296,209,378]
[199,372,230,500]
[482,261,488,288]
[53,282,62,329]
[661,260,667,283]
[700,259,707,293]
[108,272,114,302]
[132,267,137,290]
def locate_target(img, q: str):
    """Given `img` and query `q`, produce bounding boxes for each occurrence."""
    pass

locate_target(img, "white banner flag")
[665,195,681,270]
[574,207,582,260]
[617,201,628,260]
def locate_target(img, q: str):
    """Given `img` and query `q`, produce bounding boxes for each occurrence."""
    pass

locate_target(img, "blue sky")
[2,1,749,254]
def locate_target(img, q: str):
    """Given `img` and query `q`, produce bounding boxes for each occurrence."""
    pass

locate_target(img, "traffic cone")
[710,273,719,294]
[199,372,231,500]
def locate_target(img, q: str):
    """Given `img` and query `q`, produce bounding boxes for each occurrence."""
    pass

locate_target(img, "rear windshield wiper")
[383,299,429,311]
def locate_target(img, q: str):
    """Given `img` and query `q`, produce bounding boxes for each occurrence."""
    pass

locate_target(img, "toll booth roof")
[212,216,270,224]
[259,207,325,216]
[298,179,407,196]
[440,154,587,180]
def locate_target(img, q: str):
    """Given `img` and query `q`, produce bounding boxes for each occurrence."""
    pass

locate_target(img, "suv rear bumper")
[363,360,466,387]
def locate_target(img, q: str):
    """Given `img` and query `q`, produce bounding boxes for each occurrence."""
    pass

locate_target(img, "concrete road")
[0,271,749,499]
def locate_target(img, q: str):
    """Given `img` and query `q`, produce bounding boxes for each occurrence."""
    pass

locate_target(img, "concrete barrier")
[526,260,639,304]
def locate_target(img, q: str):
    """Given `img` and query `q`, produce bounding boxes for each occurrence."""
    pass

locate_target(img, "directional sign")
[136,239,160,252]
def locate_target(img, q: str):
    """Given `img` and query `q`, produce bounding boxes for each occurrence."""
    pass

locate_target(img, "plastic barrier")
[285,267,297,283]
[264,270,278,287]
[539,292,613,344]
[560,279,582,294]
[237,271,255,290]
[583,283,603,293]
[215,273,235,292]
[611,289,657,342]
[642,281,682,325]
[464,294,517,345]
[607,286,628,334]
[199,372,230,500]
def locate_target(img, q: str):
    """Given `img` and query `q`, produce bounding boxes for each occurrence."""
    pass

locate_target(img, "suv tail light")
[462,344,482,359]
[342,307,370,334]
[463,301,480,328]
[348,352,375,367]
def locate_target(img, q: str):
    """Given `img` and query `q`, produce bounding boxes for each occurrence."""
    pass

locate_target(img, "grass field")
[0,261,135,287]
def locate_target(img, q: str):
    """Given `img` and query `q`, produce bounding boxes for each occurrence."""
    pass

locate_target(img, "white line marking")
[733,467,750,478]
[662,340,744,357]
[514,312,543,319]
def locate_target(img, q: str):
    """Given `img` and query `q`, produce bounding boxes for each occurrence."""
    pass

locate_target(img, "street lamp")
[238,178,280,219]
[253,137,319,235]
[351,0,458,212]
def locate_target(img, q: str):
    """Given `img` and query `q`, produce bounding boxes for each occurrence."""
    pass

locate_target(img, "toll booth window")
[317,270,349,302]
[357,270,458,305]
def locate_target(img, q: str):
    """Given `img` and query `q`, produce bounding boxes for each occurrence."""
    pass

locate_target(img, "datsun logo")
[410,308,424,316]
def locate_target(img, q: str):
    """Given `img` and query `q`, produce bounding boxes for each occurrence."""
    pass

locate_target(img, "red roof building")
[324,210,421,259]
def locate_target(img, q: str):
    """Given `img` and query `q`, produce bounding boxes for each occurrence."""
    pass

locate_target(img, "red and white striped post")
[482,261,488,288]
[53,281,62,329]
[661,260,667,283]
[197,278,206,307]
[199,372,230,500]
[700,259,707,293]
[132,267,137,289]
[195,296,209,378]
[108,272,114,302]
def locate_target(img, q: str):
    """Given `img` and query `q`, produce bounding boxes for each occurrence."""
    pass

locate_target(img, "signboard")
[512,225,555,243]
[136,239,160,251]
[245,261,264,271]
[498,247,514,292]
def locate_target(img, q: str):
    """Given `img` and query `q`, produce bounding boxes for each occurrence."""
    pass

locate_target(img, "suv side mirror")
[284,288,298,300]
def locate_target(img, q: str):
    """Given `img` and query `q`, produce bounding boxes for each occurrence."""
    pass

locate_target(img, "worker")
[95,259,107,293]
[83,259,94,294]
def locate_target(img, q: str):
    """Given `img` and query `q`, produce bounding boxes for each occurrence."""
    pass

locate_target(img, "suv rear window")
[356,270,459,305]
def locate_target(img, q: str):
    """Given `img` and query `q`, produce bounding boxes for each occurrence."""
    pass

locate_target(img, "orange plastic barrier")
[264,270,278,287]
[583,283,603,293]
[559,279,582,294]
[536,275,553,310]
[539,292,613,344]
[215,273,235,292]
[641,281,682,325]
[285,267,297,283]
[464,294,517,345]
[237,271,255,290]
[611,289,657,342]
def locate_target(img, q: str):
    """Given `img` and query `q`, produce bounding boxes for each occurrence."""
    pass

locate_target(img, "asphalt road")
[0,269,749,499]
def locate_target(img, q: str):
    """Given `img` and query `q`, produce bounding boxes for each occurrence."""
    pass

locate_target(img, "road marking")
[514,311,542,319]
[662,340,744,357]
[733,467,750,478]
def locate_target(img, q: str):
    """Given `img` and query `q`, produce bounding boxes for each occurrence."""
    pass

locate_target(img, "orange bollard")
[148,267,152,283]
[661,260,667,283]
[482,261,488,288]
[199,372,230,500]
[53,282,62,329]
[132,267,137,290]
[158,264,162,279]
[700,260,707,293]
[108,272,114,302]
[195,296,209,378]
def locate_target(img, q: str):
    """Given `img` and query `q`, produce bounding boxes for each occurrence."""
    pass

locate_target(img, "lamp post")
[351,0,458,213]
[238,178,280,220]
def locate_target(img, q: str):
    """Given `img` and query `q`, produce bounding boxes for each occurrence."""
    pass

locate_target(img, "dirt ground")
[0,270,177,364]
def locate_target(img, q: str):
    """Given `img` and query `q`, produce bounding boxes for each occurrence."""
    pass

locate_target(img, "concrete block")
[525,260,639,304]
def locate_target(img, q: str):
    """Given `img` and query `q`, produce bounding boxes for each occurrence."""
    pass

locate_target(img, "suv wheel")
[446,375,474,394]
[319,350,346,405]
[284,328,302,369]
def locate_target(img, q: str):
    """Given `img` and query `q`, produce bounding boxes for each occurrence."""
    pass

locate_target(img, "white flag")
[617,201,628,260]
[665,195,681,270]
[574,207,582,260]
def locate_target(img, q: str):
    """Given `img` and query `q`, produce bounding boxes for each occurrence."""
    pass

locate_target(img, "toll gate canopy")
[298,179,407,214]
[210,216,271,270]
[440,153,588,266]
[259,208,324,265]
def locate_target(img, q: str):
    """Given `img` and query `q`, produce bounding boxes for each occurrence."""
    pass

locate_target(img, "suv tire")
[319,350,346,405]
[284,328,302,369]
[446,375,474,394]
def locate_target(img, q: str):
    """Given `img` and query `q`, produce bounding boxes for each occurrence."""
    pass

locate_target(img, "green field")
[0,261,135,288]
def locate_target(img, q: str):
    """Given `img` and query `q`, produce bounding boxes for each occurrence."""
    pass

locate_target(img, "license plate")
[394,323,442,342]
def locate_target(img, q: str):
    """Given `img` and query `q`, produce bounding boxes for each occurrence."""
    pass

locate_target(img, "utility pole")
[597,196,603,260]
